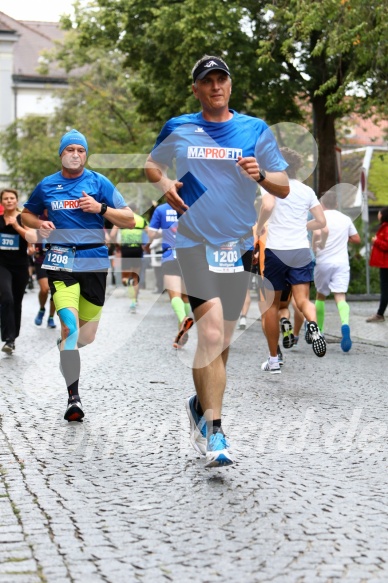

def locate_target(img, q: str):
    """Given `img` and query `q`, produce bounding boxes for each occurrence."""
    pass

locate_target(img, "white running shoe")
[238,315,247,330]
[261,357,281,374]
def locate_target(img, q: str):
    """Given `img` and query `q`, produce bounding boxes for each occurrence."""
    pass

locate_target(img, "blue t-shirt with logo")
[24,168,127,271]
[151,110,287,249]
[148,203,178,263]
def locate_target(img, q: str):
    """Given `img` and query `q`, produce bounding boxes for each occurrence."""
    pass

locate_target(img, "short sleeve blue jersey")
[150,110,287,248]
[24,168,127,271]
[148,203,178,263]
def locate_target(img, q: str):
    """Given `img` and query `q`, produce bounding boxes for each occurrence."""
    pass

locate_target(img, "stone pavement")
[0,282,388,583]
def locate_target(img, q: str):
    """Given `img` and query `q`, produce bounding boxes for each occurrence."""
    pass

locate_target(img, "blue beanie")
[58,129,88,156]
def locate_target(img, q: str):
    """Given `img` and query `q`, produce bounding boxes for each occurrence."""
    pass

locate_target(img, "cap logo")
[204,60,219,68]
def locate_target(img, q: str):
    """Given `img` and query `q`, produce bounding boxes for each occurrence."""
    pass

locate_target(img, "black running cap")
[192,58,230,82]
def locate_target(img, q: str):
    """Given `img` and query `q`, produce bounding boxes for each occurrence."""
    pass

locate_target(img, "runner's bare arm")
[6,214,38,244]
[78,192,135,229]
[256,193,275,236]
[21,208,56,238]
[145,156,187,213]
[349,233,361,244]
[312,226,329,251]
[307,204,327,232]
[237,157,289,199]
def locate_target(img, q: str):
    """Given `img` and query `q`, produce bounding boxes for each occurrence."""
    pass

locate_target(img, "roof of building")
[0,11,67,82]
[340,115,388,148]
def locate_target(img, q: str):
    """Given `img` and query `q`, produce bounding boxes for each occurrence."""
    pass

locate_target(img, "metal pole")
[361,166,370,295]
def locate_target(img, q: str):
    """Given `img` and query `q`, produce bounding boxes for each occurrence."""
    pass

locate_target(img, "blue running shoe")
[185,396,207,455]
[47,316,56,329]
[34,308,45,326]
[205,432,233,468]
[341,324,352,352]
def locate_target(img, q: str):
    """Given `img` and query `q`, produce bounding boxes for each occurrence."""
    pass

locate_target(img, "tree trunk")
[313,95,338,197]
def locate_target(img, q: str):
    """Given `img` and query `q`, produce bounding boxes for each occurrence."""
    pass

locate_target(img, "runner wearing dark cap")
[145,55,289,468]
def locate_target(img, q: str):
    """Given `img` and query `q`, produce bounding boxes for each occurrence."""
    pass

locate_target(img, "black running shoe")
[307,321,326,357]
[304,321,312,344]
[280,317,294,349]
[1,341,15,354]
[64,398,84,422]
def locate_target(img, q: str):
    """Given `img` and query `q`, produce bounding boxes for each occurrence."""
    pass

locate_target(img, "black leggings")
[0,264,29,342]
[377,267,388,316]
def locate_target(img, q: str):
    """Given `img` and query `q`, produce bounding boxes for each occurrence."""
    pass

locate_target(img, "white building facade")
[0,12,67,187]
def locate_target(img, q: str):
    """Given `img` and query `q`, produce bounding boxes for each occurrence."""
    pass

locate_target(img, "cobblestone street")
[1,282,388,583]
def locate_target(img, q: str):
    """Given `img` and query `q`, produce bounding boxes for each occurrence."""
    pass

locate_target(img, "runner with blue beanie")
[58,129,88,156]
[22,129,135,422]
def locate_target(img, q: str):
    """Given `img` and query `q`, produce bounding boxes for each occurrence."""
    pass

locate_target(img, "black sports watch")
[257,169,266,183]
[99,203,108,215]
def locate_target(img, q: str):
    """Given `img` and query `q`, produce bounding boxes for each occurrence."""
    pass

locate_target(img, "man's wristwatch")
[99,203,108,215]
[257,169,266,183]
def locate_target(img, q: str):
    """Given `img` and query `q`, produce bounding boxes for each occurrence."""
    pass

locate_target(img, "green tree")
[0,42,156,207]
[70,0,387,194]
[256,0,388,193]
[2,0,386,199]
[0,116,59,196]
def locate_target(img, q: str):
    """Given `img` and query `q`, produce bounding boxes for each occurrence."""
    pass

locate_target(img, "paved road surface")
[1,284,387,582]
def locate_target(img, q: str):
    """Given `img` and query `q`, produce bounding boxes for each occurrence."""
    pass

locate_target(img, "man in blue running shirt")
[22,129,135,422]
[145,55,289,468]
[147,202,194,348]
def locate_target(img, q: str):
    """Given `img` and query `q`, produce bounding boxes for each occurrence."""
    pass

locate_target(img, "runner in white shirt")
[256,147,327,373]
[313,190,360,352]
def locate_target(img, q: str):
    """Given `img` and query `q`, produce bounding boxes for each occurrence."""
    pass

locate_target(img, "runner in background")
[104,217,116,285]
[32,211,56,328]
[110,203,148,313]
[147,202,193,348]
[256,146,327,374]
[33,243,57,328]
[0,189,36,354]
[313,190,361,352]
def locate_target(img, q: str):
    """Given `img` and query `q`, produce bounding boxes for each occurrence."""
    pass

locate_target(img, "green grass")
[368,151,388,206]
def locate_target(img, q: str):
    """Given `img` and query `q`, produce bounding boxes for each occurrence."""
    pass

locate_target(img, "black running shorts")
[121,245,143,259]
[162,258,183,278]
[35,262,48,281]
[177,245,253,321]
[120,245,143,275]
[48,270,107,307]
